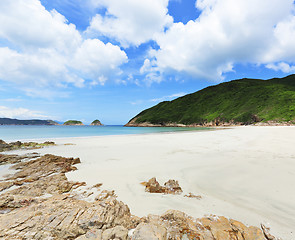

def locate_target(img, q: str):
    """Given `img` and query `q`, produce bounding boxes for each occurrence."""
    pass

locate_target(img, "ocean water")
[0,125,210,141]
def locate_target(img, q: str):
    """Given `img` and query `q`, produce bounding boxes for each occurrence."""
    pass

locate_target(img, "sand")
[13,126,295,239]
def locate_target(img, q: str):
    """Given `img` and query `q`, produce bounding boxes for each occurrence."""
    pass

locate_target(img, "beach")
[11,126,295,239]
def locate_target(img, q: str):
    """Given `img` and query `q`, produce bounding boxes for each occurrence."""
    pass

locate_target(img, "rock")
[164,180,183,194]
[142,177,165,193]
[76,229,103,239]
[142,178,183,194]
[184,192,202,199]
[93,183,103,189]
[0,152,40,165]
[131,222,167,240]
[261,224,276,240]
[8,154,80,182]
[0,194,134,239]
[102,226,128,240]
[0,140,55,152]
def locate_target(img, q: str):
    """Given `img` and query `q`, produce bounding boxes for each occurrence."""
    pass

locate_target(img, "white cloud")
[143,0,295,82]
[0,0,127,97]
[70,39,127,83]
[266,62,295,73]
[150,92,187,102]
[86,0,173,47]
[0,106,49,119]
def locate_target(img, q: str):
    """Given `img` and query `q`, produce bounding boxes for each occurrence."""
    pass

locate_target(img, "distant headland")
[0,118,104,126]
[0,118,58,125]
[126,74,295,127]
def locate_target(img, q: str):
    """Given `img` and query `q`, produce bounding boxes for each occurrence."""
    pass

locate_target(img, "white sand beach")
[18,126,295,239]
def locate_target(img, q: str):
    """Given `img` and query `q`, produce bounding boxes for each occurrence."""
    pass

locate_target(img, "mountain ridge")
[0,118,59,125]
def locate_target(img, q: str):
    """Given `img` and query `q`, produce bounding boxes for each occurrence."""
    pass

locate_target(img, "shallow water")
[0,125,210,141]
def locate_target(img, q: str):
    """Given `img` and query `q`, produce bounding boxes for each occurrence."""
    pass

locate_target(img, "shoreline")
[2,126,295,239]
[0,126,215,142]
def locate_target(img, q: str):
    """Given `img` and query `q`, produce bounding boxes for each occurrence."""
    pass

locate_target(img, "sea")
[0,125,210,141]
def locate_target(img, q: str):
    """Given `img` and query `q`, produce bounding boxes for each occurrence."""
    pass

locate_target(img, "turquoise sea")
[0,125,210,141]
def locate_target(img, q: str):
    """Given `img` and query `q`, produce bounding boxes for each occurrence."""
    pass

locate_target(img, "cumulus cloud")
[266,62,295,73]
[0,106,49,119]
[86,0,173,47]
[0,0,127,97]
[142,0,295,82]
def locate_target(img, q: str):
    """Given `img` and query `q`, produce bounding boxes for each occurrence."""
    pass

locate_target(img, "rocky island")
[90,119,103,126]
[126,74,295,127]
[63,120,84,126]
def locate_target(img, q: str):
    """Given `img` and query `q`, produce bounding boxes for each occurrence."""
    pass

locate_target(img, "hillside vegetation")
[90,119,103,126]
[127,75,295,126]
[63,120,84,125]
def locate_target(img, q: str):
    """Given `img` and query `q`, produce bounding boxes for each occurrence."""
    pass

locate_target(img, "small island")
[90,119,103,126]
[63,120,84,126]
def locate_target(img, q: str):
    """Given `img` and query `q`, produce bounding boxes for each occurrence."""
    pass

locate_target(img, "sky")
[0,0,295,124]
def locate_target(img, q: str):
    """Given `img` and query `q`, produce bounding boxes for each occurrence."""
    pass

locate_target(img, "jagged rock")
[8,154,80,182]
[0,181,14,192]
[184,192,202,199]
[0,152,40,165]
[131,222,167,240]
[0,194,134,239]
[0,140,55,152]
[261,224,276,240]
[142,178,183,195]
[142,177,165,193]
[76,229,103,239]
[164,180,183,194]
[102,226,128,240]
[0,154,83,212]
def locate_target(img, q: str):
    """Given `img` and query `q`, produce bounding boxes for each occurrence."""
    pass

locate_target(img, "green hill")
[63,120,84,125]
[126,74,295,126]
[90,119,103,126]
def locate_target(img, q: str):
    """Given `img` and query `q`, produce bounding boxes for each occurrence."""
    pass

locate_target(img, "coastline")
[7,125,295,239]
[125,120,295,127]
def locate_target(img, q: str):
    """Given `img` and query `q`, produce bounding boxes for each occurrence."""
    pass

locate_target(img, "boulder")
[164,179,183,194]
[102,226,128,240]
[142,178,183,194]
[131,222,167,240]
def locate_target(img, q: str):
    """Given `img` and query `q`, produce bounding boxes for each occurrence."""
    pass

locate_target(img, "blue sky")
[0,0,295,124]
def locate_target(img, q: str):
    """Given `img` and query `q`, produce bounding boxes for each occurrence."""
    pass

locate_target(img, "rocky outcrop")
[0,154,276,239]
[0,139,55,152]
[0,152,40,165]
[128,210,268,240]
[141,177,183,194]
[91,119,103,126]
